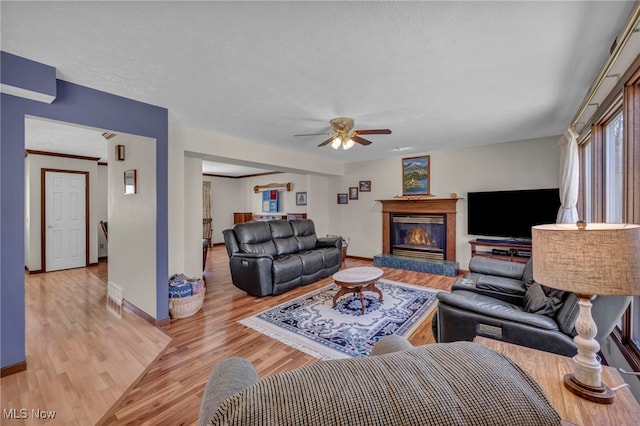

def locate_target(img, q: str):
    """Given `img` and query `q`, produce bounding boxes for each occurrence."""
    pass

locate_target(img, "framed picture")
[359,180,371,192]
[262,190,279,213]
[337,193,348,204]
[296,191,307,206]
[349,187,358,200]
[124,169,137,195]
[402,155,430,196]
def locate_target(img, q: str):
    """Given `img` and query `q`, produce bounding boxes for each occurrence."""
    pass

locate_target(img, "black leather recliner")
[433,257,631,357]
[222,219,342,297]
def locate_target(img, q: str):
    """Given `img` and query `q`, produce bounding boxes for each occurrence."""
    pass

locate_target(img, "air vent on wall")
[102,132,117,140]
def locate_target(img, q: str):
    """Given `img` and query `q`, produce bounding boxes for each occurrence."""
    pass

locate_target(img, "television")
[467,188,560,240]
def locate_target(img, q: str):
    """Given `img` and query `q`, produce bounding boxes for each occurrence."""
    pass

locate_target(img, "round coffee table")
[332,267,384,315]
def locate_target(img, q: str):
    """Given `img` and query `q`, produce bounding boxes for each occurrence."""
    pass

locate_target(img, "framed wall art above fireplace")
[402,155,430,196]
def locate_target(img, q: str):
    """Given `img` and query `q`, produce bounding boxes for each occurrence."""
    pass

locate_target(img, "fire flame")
[405,227,432,246]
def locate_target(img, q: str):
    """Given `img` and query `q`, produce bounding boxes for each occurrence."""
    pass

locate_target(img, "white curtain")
[556,128,579,223]
[202,181,212,219]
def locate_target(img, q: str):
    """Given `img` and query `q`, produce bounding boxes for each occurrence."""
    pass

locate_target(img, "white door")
[45,171,87,271]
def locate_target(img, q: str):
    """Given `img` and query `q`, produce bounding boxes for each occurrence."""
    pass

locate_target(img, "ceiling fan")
[294,117,392,150]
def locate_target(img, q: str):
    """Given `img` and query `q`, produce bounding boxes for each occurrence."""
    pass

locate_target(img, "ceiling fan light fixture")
[331,137,342,149]
[343,138,355,150]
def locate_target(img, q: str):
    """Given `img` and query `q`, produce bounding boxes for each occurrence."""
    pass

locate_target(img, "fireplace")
[391,214,446,260]
[379,198,459,262]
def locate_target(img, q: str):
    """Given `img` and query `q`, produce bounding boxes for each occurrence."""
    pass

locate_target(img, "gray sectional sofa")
[222,219,342,297]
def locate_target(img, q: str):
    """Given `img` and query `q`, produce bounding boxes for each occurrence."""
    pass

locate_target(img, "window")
[633,298,640,348]
[577,71,640,372]
[604,112,623,223]
[580,140,593,222]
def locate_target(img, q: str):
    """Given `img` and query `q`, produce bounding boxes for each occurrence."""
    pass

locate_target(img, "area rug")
[239,279,440,359]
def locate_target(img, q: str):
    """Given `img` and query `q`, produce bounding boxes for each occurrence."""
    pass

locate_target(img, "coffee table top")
[333,267,383,284]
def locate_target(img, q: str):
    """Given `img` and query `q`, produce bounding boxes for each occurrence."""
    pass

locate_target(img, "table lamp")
[532,222,640,404]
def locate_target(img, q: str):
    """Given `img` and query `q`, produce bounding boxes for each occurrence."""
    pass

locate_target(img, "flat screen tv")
[467,188,560,240]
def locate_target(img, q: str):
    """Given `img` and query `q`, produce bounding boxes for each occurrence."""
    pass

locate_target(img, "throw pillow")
[555,293,581,336]
[522,258,534,288]
[523,282,566,316]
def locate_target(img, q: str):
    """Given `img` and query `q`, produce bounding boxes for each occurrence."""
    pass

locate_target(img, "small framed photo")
[359,180,371,192]
[296,191,307,206]
[337,193,348,204]
[349,187,358,200]
[124,169,137,195]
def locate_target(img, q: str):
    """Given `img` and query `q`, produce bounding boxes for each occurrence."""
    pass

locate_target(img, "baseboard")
[345,255,373,261]
[89,262,98,266]
[26,267,44,274]
[1,360,27,377]
[98,256,108,261]
[212,242,225,247]
[122,299,171,332]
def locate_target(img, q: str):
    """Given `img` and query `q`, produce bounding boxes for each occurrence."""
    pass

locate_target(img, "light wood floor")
[0,263,171,426]
[2,246,458,425]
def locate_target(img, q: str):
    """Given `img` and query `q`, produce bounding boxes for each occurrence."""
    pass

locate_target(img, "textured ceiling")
[2,1,635,172]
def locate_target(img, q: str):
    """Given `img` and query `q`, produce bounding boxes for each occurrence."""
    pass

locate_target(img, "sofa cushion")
[523,282,566,317]
[269,220,299,255]
[290,219,318,251]
[317,247,341,269]
[208,342,561,426]
[234,222,277,256]
[296,251,324,275]
[272,254,303,285]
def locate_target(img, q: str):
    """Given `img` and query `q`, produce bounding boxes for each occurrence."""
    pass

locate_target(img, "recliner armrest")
[452,275,525,305]
[230,252,274,260]
[437,291,559,331]
[316,237,342,249]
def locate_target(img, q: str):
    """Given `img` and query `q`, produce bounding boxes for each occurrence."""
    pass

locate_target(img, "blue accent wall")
[0,51,56,99]
[0,52,169,368]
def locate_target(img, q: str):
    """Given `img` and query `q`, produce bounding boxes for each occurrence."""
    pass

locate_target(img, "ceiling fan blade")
[294,132,331,137]
[318,137,335,147]
[352,135,373,146]
[354,129,392,135]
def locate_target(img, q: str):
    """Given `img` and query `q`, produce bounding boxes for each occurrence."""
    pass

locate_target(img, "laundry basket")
[169,288,205,319]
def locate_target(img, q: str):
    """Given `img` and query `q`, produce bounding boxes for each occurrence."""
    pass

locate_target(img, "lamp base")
[564,374,614,404]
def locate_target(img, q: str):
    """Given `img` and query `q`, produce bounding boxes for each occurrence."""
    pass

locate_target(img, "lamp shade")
[532,223,640,296]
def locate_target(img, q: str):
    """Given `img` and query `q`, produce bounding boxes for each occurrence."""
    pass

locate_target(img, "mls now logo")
[3,409,27,419]
[3,408,56,419]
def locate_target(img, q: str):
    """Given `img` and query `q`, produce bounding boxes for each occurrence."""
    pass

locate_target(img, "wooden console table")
[470,239,531,264]
[475,336,640,425]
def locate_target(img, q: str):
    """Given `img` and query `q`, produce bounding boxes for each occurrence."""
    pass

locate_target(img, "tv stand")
[470,239,531,264]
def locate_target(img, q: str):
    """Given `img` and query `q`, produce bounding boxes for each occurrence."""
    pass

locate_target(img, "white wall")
[203,175,246,244]
[184,156,202,277]
[326,136,561,268]
[168,119,186,277]
[97,164,108,258]
[107,133,158,317]
[24,153,99,271]
[235,172,332,237]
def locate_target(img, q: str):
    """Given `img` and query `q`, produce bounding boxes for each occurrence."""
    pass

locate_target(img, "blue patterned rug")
[239,279,440,359]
